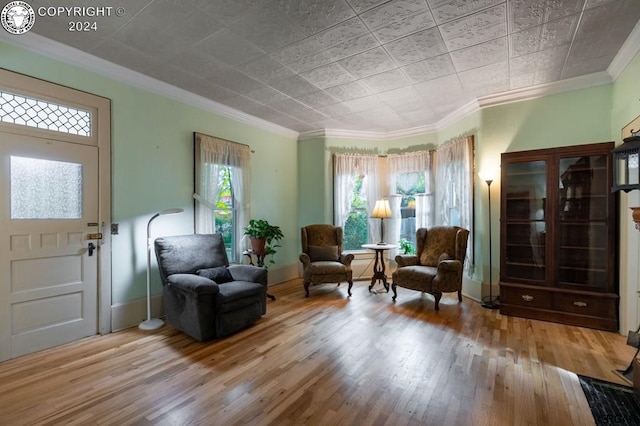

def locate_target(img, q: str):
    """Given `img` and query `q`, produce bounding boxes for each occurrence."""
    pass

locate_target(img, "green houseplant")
[398,238,415,255]
[244,219,284,265]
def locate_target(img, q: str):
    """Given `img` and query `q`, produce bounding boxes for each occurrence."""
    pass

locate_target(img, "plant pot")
[249,236,267,254]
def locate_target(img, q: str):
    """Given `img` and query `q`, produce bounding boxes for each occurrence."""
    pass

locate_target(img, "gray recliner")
[154,234,267,341]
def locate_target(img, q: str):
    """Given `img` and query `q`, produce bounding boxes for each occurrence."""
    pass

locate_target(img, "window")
[394,171,425,247]
[0,90,92,136]
[194,133,250,261]
[343,173,368,250]
[333,140,473,267]
[388,151,433,252]
[334,153,379,250]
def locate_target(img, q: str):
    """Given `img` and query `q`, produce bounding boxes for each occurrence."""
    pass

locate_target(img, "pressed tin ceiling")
[20,0,640,136]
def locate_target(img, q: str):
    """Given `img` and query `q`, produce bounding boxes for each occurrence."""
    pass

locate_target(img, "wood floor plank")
[0,279,635,425]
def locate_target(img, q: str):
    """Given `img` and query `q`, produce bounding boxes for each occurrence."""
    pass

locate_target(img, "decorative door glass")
[10,156,83,219]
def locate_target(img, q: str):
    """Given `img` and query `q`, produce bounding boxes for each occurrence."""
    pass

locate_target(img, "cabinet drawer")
[553,292,618,318]
[500,286,553,309]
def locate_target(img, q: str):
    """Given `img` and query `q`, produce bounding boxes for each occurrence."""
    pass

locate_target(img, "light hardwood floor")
[0,279,635,425]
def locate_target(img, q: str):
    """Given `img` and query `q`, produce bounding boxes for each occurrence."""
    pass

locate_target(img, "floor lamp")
[139,208,184,330]
[480,175,499,309]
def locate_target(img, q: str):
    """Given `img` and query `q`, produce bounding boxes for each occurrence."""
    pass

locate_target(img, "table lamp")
[371,199,392,245]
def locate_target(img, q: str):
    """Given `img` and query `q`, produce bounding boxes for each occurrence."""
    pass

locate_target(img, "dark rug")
[578,375,640,425]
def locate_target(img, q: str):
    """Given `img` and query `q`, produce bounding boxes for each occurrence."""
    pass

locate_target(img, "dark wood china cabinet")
[499,142,618,331]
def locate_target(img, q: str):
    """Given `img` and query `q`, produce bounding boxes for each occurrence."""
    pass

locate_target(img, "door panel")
[0,133,98,360]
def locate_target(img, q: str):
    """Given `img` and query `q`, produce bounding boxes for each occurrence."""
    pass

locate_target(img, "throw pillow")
[196,266,233,283]
[438,253,451,263]
[308,245,339,261]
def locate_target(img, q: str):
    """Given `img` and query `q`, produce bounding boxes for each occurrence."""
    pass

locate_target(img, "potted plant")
[244,219,284,265]
[398,238,415,255]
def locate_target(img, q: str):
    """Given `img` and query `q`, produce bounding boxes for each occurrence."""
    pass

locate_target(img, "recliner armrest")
[395,255,420,267]
[167,274,220,295]
[340,253,354,266]
[228,264,268,286]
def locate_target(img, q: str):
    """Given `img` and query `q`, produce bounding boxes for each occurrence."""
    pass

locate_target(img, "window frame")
[194,132,250,262]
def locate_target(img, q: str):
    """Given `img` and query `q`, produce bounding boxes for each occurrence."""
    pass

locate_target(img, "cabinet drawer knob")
[522,295,534,302]
[573,301,587,307]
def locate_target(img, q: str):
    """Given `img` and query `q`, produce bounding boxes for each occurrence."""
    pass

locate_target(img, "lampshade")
[479,170,497,184]
[612,135,640,193]
[371,199,392,219]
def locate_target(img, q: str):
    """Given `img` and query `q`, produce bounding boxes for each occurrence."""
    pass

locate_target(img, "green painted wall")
[0,41,299,305]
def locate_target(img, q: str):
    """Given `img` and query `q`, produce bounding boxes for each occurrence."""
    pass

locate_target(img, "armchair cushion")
[420,233,455,266]
[308,245,339,261]
[196,267,233,283]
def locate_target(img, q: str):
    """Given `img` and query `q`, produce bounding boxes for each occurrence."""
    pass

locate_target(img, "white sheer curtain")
[435,136,474,272]
[387,150,434,232]
[194,132,250,261]
[333,153,379,243]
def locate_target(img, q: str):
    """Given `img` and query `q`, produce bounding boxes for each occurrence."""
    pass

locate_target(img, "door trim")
[0,67,112,335]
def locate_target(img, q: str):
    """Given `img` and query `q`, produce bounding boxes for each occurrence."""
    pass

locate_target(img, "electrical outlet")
[111,223,119,235]
[627,330,640,348]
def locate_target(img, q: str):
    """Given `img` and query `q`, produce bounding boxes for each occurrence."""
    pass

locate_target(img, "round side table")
[361,244,398,292]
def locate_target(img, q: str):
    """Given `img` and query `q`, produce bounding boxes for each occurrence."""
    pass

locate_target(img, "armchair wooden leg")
[458,290,462,303]
[304,282,310,297]
[391,283,397,302]
[347,280,353,296]
[433,292,442,311]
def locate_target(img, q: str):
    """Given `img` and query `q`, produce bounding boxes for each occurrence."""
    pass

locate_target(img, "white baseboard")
[111,294,164,332]
[110,265,299,332]
[267,262,299,285]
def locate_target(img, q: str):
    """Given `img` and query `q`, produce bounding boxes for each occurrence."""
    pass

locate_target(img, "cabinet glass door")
[503,160,547,283]
[557,154,608,288]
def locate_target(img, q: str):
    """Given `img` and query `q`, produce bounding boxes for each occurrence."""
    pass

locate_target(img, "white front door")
[0,133,99,360]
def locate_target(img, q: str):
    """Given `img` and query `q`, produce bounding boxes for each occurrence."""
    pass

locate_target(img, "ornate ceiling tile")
[384,27,448,66]
[450,37,507,72]
[272,0,355,35]
[402,54,457,84]
[299,63,356,89]
[338,47,397,79]
[427,0,504,24]
[360,0,437,44]
[439,4,507,51]
[361,69,412,93]
[325,81,374,102]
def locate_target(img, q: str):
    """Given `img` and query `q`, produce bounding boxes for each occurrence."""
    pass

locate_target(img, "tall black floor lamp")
[481,177,499,309]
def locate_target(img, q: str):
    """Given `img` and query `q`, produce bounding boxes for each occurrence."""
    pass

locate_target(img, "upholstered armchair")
[391,226,469,311]
[154,234,267,341]
[299,224,354,297]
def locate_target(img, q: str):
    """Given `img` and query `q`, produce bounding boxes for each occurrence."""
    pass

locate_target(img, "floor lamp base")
[481,295,500,310]
[139,318,165,330]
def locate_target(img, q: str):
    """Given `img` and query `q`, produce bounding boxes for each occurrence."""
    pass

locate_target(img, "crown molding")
[0,32,299,140]
[300,70,612,141]
[608,19,640,80]
[298,126,438,141]
[476,71,612,109]
[3,26,636,144]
